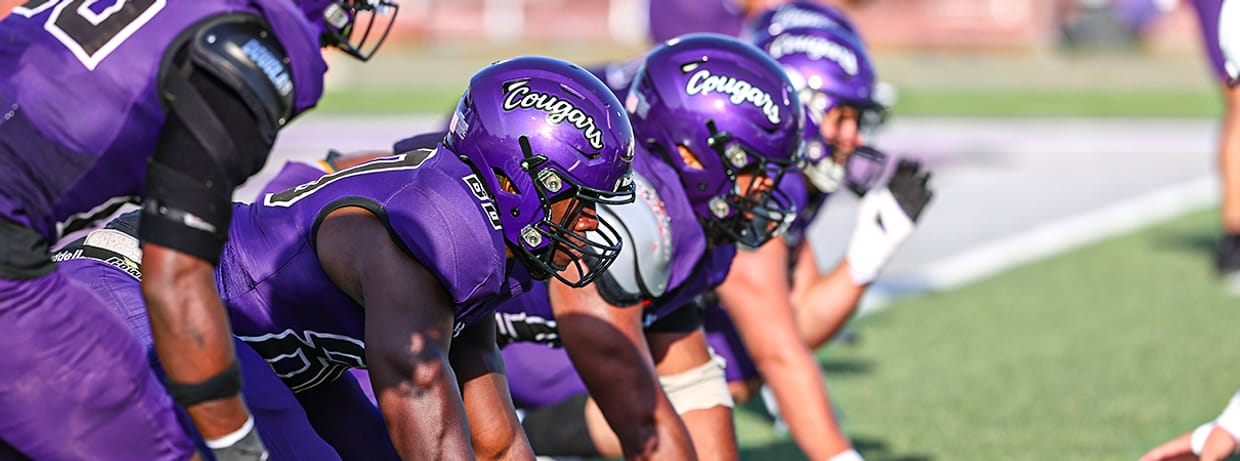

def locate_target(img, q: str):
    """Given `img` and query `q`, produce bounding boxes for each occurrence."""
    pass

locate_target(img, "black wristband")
[165,360,242,407]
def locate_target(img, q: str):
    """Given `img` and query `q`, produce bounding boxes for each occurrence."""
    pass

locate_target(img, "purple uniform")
[1191,0,1230,82]
[497,149,737,407]
[705,173,832,382]
[52,225,341,461]
[224,146,528,391]
[222,145,533,458]
[0,2,323,458]
[0,0,323,242]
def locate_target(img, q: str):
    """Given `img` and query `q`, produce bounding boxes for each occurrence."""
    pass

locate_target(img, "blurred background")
[312,0,1220,118]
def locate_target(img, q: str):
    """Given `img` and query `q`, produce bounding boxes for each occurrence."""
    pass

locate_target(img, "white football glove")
[845,159,933,285]
[1192,390,1240,456]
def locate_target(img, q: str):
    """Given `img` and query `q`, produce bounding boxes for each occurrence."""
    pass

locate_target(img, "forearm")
[551,282,695,460]
[794,260,866,349]
[566,337,693,460]
[461,372,533,461]
[375,357,475,460]
[141,245,248,439]
[755,346,852,459]
[454,323,534,461]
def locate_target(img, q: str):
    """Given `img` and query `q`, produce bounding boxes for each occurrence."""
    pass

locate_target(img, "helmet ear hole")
[494,169,520,194]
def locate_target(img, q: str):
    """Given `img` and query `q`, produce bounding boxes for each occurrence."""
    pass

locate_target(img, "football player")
[99,56,633,461]
[496,33,806,460]
[699,25,932,461]
[1188,0,1240,284]
[0,1,397,459]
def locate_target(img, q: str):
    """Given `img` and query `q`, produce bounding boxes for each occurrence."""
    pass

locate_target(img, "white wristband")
[826,448,864,461]
[205,416,256,450]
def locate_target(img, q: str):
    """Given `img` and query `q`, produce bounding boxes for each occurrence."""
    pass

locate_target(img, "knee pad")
[659,349,733,414]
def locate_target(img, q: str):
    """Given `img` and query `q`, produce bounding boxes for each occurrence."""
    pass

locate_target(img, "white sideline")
[859,175,1219,315]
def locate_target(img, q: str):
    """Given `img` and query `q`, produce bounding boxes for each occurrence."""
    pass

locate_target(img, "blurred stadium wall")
[378,0,1202,53]
[0,1,1206,53]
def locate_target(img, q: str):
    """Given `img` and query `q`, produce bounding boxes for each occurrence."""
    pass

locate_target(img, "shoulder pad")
[180,14,295,132]
[597,174,674,300]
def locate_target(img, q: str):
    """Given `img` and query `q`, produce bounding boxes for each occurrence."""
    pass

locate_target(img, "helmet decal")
[501,79,605,150]
[766,33,860,76]
[683,66,782,125]
[770,5,844,31]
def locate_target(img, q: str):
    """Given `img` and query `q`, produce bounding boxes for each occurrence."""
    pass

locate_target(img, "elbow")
[381,336,455,398]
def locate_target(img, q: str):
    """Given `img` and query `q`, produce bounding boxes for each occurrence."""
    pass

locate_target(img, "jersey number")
[14,0,166,70]
[237,329,367,393]
[264,150,437,208]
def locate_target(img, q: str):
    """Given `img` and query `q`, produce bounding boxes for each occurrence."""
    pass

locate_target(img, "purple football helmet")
[758,26,887,194]
[744,1,857,44]
[298,0,398,61]
[626,33,805,248]
[445,56,636,287]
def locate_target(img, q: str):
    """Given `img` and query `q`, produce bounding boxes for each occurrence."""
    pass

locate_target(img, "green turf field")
[725,209,1240,460]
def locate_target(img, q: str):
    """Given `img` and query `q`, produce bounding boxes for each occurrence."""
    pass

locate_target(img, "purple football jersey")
[495,147,732,343]
[0,0,325,243]
[220,147,531,392]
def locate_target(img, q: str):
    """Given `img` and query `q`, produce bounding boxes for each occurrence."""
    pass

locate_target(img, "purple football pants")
[56,257,341,461]
[702,303,759,383]
[501,342,588,409]
[0,270,195,460]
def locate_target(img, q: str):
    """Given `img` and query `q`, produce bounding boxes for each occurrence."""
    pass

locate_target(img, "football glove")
[845,159,933,285]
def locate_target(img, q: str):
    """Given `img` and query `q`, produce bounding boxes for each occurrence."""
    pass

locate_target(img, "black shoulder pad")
[179,14,295,136]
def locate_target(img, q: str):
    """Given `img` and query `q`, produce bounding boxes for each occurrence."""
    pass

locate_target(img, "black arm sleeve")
[140,14,295,264]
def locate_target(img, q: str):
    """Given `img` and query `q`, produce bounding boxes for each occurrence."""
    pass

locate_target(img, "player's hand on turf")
[845,159,934,285]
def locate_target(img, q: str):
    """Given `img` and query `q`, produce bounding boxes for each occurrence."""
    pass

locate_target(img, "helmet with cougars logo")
[299,0,399,61]
[757,26,887,194]
[744,1,857,44]
[626,33,804,248]
[445,56,636,287]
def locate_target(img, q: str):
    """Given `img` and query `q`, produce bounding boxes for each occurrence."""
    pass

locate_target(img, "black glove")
[886,159,934,222]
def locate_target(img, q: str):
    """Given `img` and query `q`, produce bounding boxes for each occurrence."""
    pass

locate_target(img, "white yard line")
[861,175,1219,315]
